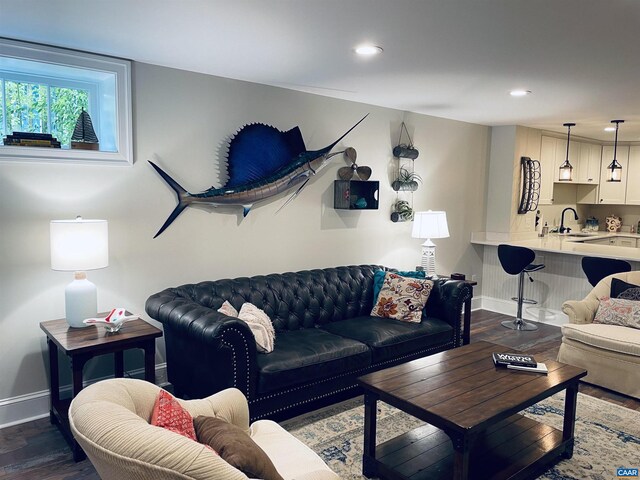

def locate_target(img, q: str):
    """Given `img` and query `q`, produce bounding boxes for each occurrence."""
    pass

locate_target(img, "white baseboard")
[0,363,168,430]
[476,295,568,327]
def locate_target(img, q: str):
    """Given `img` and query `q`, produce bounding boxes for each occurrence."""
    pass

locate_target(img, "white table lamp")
[50,217,109,328]
[411,210,449,276]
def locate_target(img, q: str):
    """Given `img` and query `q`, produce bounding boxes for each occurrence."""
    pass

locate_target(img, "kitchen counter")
[471,232,640,262]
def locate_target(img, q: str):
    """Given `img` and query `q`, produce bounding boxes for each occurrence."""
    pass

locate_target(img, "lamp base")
[65,272,97,328]
[420,239,437,277]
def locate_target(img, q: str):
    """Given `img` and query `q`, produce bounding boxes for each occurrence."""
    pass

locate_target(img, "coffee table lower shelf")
[368,413,568,480]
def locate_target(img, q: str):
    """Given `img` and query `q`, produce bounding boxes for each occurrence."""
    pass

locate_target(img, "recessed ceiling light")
[354,44,383,56]
[604,126,616,132]
[509,89,531,97]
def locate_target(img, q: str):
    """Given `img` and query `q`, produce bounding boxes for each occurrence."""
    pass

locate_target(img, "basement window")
[0,38,132,165]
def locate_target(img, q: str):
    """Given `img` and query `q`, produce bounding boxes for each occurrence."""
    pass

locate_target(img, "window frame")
[0,38,132,165]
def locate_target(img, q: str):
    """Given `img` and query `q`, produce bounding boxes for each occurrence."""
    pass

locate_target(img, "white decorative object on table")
[84,308,139,333]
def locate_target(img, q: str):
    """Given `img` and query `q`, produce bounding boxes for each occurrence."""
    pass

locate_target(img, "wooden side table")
[40,317,162,461]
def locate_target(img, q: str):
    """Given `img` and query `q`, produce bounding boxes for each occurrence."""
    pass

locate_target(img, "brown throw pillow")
[194,416,284,480]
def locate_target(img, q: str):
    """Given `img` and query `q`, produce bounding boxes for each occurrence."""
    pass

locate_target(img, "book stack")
[492,352,548,374]
[3,132,61,148]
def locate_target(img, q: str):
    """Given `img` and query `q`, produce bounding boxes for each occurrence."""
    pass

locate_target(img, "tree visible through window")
[1,79,89,147]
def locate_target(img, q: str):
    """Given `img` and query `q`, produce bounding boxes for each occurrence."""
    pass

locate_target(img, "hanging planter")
[392,167,422,192]
[390,200,414,222]
[392,123,419,159]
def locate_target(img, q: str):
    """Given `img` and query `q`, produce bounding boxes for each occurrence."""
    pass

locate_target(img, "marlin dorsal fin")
[225,124,306,188]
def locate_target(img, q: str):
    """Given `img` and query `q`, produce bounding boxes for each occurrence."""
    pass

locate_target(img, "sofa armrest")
[146,289,258,400]
[425,279,472,346]
[561,298,598,324]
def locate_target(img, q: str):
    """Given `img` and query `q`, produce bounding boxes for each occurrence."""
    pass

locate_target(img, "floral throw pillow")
[371,272,433,323]
[593,297,640,329]
[371,269,427,306]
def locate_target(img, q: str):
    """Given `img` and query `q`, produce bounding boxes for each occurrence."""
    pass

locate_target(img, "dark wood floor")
[1,310,638,479]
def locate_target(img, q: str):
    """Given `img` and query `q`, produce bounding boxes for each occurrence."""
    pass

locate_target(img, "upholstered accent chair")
[560,271,640,399]
[69,378,338,480]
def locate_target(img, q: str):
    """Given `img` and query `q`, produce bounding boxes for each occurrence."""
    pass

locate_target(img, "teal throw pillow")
[372,269,427,306]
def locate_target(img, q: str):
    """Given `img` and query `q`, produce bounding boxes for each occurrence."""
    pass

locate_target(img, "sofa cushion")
[561,323,640,357]
[322,315,453,363]
[194,416,284,480]
[255,328,371,394]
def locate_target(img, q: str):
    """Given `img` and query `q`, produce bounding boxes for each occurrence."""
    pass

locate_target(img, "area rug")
[282,393,640,479]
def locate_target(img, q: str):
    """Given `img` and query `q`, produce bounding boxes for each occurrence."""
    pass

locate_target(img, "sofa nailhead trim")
[220,327,251,400]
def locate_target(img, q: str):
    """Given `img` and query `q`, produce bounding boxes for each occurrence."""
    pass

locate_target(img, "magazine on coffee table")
[492,352,537,368]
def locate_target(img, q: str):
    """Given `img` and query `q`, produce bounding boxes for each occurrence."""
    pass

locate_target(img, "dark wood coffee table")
[357,341,587,480]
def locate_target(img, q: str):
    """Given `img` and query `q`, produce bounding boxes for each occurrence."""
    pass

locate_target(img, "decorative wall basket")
[517,156,541,214]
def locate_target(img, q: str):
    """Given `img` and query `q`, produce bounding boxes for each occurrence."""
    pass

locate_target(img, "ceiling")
[2,0,639,142]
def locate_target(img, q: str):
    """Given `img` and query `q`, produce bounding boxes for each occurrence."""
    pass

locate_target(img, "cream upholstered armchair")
[560,271,640,399]
[69,378,338,480]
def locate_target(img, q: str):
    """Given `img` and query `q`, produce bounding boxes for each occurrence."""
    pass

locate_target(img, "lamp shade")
[50,217,109,271]
[411,211,449,239]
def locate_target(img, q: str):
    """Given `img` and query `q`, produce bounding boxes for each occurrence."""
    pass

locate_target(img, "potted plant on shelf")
[391,200,414,222]
[392,167,422,192]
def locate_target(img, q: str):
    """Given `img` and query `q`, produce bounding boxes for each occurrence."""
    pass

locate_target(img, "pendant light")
[558,122,575,181]
[607,120,624,182]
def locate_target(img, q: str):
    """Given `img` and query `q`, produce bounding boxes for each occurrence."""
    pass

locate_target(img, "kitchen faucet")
[560,207,579,234]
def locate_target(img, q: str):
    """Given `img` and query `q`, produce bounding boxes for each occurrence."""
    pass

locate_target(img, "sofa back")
[172,265,383,332]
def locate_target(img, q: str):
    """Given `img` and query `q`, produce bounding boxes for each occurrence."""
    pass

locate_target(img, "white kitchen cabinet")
[584,237,616,246]
[597,145,629,204]
[616,237,637,248]
[539,136,556,204]
[576,142,601,184]
[625,146,640,204]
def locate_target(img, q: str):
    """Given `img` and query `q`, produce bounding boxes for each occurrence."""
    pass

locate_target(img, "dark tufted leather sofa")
[145,265,472,421]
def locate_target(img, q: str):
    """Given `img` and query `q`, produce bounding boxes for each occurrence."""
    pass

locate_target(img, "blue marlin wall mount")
[149,115,367,238]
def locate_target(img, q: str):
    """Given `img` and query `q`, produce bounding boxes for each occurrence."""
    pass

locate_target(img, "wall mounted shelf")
[334,180,379,210]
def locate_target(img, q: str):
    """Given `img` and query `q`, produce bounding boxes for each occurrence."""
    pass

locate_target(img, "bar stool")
[497,244,545,331]
[581,256,631,287]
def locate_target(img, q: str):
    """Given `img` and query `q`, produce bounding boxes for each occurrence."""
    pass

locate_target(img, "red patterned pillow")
[150,390,197,441]
[370,272,433,323]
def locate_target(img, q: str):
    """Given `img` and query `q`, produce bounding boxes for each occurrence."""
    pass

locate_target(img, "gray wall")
[0,62,490,423]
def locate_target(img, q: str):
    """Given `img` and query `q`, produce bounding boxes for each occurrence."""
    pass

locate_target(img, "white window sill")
[0,145,132,166]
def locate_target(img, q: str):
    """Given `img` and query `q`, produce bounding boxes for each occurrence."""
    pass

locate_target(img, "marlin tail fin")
[149,161,189,238]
